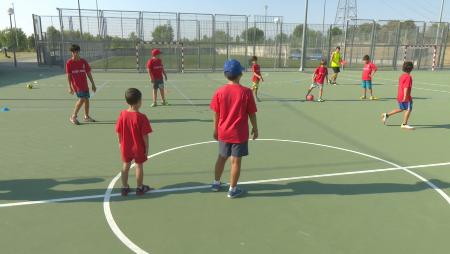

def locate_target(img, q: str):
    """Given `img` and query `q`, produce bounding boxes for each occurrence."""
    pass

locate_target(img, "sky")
[1,0,449,35]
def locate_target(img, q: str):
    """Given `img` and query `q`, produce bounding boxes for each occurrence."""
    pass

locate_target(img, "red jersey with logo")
[252,63,262,82]
[115,110,153,163]
[146,57,164,80]
[362,62,377,81]
[313,66,328,84]
[397,73,413,102]
[66,58,91,93]
[210,84,257,143]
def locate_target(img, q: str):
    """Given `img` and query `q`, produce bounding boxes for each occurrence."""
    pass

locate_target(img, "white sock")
[229,186,237,192]
[213,180,220,185]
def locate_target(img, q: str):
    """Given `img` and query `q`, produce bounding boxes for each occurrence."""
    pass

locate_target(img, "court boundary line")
[102,139,450,254]
[168,82,194,105]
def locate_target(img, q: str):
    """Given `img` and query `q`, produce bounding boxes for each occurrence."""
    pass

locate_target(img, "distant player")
[146,49,168,107]
[210,59,258,198]
[305,60,328,102]
[66,44,96,125]
[360,55,378,100]
[116,88,154,196]
[250,56,264,101]
[329,46,342,85]
[381,61,415,130]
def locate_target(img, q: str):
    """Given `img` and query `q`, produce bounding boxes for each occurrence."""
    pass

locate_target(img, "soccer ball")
[27,84,33,89]
[306,94,314,101]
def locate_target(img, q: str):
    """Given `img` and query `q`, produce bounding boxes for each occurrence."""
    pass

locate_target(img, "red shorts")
[121,154,148,164]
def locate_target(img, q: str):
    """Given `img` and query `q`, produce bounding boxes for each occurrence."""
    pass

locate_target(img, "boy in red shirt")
[381,61,415,130]
[210,59,258,199]
[66,44,97,125]
[250,56,264,102]
[360,55,378,100]
[146,49,168,107]
[305,60,328,102]
[115,88,153,196]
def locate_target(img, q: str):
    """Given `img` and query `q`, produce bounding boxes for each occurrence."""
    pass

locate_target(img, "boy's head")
[403,61,414,73]
[336,46,341,52]
[125,88,142,107]
[320,59,327,66]
[251,56,258,63]
[152,49,161,58]
[224,59,244,83]
[70,44,81,57]
[362,55,370,63]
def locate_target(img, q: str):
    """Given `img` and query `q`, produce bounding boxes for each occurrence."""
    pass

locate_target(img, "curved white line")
[103,139,450,253]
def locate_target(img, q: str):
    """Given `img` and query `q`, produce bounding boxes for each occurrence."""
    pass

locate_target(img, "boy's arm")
[87,72,96,93]
[147,68,154,82]
[312,73,316,82]
[143,134,149,156]
[402,87,410,102]
[67,73,74,94]
[249,113,258,140]
[163,69,168,81]
[213,112,219,140]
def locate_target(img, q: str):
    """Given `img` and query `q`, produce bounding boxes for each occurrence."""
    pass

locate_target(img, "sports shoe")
[317,98,325,102]
[401,124,415,130]
[381,113,388,125]
[151,103,157,107]
[84,116,96,122]
[360,96,367,100]
[70,115,80,125]
[161,101,169,106]
[136,185,154,196]
[370,96,378,100]
[121,186,130,197]
[227,188,246,199]
[211,182,222,192]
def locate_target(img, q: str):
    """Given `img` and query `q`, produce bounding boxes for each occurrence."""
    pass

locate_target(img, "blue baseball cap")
[224,59,244,76]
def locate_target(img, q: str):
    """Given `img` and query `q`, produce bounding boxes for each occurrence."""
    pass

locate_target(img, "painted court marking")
[101,139,450,254]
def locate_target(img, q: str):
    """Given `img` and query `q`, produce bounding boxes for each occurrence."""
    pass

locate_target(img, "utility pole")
[78,0,83,38]
[12,3,18,48]
[300,0,308,71]
[322,0,327,52]
[7,7,17,67]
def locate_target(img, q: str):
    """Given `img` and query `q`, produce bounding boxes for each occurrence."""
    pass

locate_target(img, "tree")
[275,32,288,42]
[241,27,264,43]
[0,27,28,51]
[214,30,232,43]
[27,35,35,50]
[331,27,343,36]
[128,32,139,41]
[46,26,61,41]
[152,24,174,42]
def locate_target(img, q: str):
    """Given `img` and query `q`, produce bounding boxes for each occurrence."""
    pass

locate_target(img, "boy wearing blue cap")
[210,59,259,198]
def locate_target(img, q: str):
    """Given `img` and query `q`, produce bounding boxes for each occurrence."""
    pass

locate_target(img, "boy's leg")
[121,162,131,187]
[387,109,403,117]
[152,88,158,106]
[159,88,166,103]
[319,86,323,99]
[84,98,90,117]
[71,98,85,123]
[402,110,412,125]
[214,155,228,182]
[135,163,144,187]
[229,156,242,188]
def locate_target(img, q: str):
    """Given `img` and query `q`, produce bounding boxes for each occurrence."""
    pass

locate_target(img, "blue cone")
[1,107,10,112]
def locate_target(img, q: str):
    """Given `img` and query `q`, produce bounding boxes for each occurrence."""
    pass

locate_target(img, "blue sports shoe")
[227,188,246,199]
[211,182,222,192]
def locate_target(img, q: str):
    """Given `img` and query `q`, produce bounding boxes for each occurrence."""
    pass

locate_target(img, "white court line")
[101,139,450,254]
[1,159,450,209]
[168,82,194,105]
[90,81,109,98]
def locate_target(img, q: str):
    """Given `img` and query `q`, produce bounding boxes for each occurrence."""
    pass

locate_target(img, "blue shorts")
[398,101,413,111]
[361,80,372,89]
[76,91,90,99]
[152,80,164,90]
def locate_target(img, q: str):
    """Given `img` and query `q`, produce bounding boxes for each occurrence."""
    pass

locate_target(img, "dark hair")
[402,61,414,73]
[224,72,241,82]
[70,44,81,52]
[336,46,341,50]
[363,55,370,61]
[320,59,327,65]
[125,88,142,105]
[251,56,258,62]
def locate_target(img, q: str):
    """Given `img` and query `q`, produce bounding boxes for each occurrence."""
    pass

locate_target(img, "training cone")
[1,107,10,112]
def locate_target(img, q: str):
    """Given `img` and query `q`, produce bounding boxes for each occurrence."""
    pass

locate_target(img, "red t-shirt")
[362,62,377,81]
[252,63,261,82]
[313,66,328,84]
[66,58,91,93]
[210,84,257,143]
[146,58,164,80]
[115,110,153,162]
[397,73,413,102]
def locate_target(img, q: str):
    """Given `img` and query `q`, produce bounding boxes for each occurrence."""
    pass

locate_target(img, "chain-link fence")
[33,8,450,72]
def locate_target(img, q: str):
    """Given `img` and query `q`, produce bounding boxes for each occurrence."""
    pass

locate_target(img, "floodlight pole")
[300,0,308,71]
[12,3,18,48]
[78,0,83,39]
[435,0,445,45]
[8,8,17,67]
[322,0,326,52]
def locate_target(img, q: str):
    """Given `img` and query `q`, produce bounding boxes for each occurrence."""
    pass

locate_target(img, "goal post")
[136,41,185,73]
[403,44,438,71]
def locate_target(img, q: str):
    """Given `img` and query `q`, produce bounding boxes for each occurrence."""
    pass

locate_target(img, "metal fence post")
[392,21,402,70]
[226,21,230,60]
[177,13,181,72]
[439,23,449,68]
[278,22,283,68]
[212,14,216,72]
[244,15,248,62]
[57,8,65,68]
[369,20,377,61]
[417,22,427,70]
[327,24,332,64]
[252,20,256,57]
[342,19,349,68]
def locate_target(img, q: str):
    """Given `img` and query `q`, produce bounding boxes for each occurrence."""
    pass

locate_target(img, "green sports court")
[2,0,450,253]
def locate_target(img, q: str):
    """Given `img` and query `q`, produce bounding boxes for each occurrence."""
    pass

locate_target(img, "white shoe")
[317,98,325,102]
[401,124,415,130]
[381,113,388,125]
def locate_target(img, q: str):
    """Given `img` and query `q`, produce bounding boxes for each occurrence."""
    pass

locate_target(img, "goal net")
[402,45,438,71]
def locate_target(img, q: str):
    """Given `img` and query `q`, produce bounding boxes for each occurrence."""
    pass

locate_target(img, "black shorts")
[152,80,164,89]
[332,67,340,73]
[219,141,249,158]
